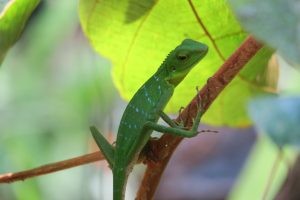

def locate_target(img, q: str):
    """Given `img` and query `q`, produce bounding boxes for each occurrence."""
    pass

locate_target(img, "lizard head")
[163,39,208,86]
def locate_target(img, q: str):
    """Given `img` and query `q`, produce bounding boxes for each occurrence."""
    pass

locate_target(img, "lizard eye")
[171,66,176,71]
[177,54,188,61]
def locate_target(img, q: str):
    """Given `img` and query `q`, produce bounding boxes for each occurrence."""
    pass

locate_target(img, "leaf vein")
[119,0,159,90]
[187,0,225,61]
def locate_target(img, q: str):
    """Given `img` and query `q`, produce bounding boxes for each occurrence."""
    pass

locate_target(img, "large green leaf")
[79,0,274,126]
[228,0,300,67]
[0,0,39,64]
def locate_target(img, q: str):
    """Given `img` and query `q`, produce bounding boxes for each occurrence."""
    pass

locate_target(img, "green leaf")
[79,0,274,126]
[228,0,300,67]
[0,0,39,64]
[249,96,300,148]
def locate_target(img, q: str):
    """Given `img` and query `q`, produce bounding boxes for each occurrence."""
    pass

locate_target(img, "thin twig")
[136,36,264,199]
[0,151,104,183]
[262,149,283,200]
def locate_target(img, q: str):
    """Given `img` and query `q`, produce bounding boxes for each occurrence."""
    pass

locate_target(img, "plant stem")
[0,151,103,183]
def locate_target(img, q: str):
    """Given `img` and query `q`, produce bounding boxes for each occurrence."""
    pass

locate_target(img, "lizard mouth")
[187,49,207,68]
[167,51,207,86]
[167,68,193,86]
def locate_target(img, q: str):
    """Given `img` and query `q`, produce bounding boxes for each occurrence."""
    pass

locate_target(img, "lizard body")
[91,39,208,200]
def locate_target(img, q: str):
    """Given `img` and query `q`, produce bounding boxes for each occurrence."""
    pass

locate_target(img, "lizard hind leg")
[90,126,115,168]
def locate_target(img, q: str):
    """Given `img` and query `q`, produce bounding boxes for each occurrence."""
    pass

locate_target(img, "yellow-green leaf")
[0,0,39,64]
[79,0,274,127]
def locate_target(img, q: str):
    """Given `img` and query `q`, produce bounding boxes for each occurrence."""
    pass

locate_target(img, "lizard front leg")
[159,111,184,128]
[145,106,204,138]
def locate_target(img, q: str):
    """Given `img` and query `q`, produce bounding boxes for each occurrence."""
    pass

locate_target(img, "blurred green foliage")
[0,0,116,199]
[229,0,300,67]
[229,136,295,200]
[0,1,9,11]
[0,0,39,64]
[228,0,300,199]
[249,96,300,147]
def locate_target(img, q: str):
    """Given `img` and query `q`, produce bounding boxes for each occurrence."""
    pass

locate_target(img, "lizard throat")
[167,74,187,86]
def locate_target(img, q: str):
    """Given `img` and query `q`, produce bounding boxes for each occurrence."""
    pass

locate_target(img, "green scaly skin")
[90,39,208,200]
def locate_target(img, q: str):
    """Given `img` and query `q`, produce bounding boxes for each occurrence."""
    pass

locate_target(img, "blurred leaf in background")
[0,0,116,199]
[228,0,300,68]
[0,0,39,64]
[0,0,9,10]
[227,0,300,199]
[228,136,294,200]
[79,0,275,127]
[249,96,300,148]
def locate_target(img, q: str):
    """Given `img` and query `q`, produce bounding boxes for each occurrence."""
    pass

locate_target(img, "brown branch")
[136,36,263,199]
[0,151,104,183]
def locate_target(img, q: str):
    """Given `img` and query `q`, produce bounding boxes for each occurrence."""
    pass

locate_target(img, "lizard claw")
[196,86,200,93]
[179,106,185,114]
[176,106,185,127]
[195,86,203,111]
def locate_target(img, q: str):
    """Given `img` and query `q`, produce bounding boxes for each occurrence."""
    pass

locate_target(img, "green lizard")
[90,39,208,200]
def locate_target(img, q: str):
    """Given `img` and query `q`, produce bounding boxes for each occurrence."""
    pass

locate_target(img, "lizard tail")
[113,167,128,200]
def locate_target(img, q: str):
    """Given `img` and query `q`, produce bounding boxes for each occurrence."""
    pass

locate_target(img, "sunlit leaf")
[228,0,300,67]
[0,0,39,64]
[79,0,274,126]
